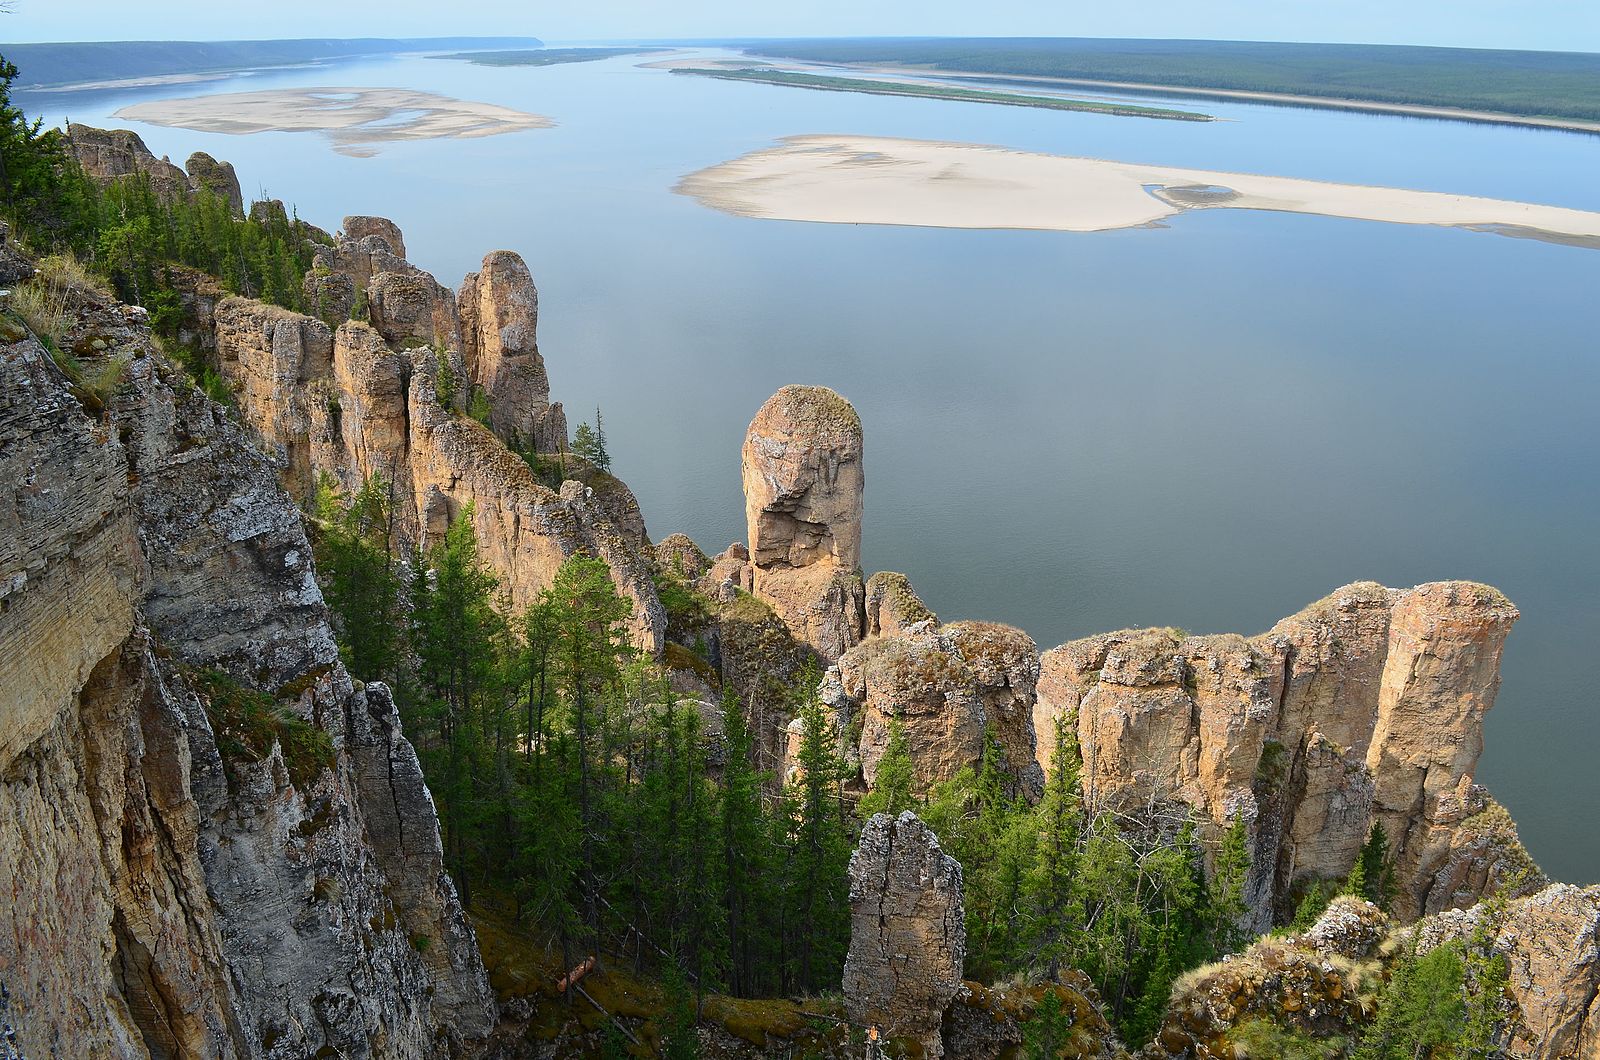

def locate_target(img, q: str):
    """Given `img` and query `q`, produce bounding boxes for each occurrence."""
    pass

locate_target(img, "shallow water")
[25,49,1600,883]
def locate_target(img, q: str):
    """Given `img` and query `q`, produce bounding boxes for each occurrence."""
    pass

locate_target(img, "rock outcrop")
[742,385,866,660]
[826,620,1045,800]
[184,151,244,216]
[1,276,494,1058]
[1147,897,1390,1057]
[1415,883,1600,1058]
[458,250,567,449]
[1035,581,1538,929]
[199,210,663,652]
[67,124,244,215]
[844,812,966,1057]
[865,570,937,638]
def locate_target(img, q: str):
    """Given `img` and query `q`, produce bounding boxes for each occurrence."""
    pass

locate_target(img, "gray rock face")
[185,151,244,215]
[0,281,494,1058]
[844,812,966,1057]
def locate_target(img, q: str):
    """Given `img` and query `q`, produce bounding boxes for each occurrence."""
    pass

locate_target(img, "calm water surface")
[26,50,1600,882]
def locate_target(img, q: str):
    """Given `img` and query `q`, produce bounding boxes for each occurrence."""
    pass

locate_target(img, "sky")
[2,0,1597,53]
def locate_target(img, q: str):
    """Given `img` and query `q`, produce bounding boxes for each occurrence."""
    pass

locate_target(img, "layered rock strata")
[844,812,966,1057]
[741,385,866,660]
[1036,581,1535,927]
[1,285,494,1057]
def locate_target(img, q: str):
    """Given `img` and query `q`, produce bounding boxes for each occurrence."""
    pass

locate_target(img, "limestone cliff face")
[208,220,662,652]
[1,285,494,1057]
[1036,581,1538,928]
[742,385,866,660]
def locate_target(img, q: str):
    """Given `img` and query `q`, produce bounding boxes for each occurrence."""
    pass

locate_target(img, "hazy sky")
[3,0,1597,53]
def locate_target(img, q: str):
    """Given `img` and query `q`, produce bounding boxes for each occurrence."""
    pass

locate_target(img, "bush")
[192,668,335,789]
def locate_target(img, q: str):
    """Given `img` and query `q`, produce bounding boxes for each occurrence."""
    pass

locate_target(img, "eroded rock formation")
[1,282,493,1057]
[1036,581,1537,928]
[742,385,866,659]
[201,212,661,652]
[67,124,244,215]
[825,619,1045,800]
[844,812,966,1057]
[458,250,567,449]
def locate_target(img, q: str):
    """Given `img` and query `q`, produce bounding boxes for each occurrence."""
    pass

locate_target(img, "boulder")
[342,215,408,259]
[844,812,965,1057]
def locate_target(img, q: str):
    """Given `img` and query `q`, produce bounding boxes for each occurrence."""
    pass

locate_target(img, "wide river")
[25,49,1600,883]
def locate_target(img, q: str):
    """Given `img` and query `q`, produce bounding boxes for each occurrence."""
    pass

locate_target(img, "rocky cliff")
[68,124,662,654]
[1,268,493,1057]
[1035,581,1538,928]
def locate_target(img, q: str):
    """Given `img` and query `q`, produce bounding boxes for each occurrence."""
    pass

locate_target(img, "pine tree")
[312,473,402,681]
[718,687,777,996]
[1351,823,1398,911]
[781,678,850,993]
[858,718,916,818]
[1207,815,1252,956]
[1028,722,1082,979]
[1355,941,1467,1060]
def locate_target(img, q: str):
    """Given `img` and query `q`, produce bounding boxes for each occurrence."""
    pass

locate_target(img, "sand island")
[677,134,1600,248]
[115,87,553,157]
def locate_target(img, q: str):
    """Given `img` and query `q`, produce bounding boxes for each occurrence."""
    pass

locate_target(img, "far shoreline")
[825,61,1600,137]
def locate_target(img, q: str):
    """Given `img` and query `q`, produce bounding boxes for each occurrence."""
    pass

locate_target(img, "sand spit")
[677,134,1600,248]
[115,87,553,157]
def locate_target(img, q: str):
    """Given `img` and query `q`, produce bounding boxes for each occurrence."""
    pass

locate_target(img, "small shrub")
[468,386,493,426]
[192,668,335,789]
[434,346,457,408]
[10,274,72,352]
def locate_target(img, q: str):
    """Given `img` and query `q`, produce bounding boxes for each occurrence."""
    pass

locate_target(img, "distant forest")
[742,37,1600,123]
[7,37,544,90]
[439,46,667,67]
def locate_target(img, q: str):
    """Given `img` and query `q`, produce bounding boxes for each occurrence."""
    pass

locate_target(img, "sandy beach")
[677,134,1600,248]
[115,88,552,157]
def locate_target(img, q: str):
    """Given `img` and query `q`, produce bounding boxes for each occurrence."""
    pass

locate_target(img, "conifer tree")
[781,677,850,993]
[858,718,916,818]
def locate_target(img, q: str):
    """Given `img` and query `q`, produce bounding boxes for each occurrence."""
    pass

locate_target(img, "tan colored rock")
[742,385,866,659]
[343,214,408,258]
[457,250,567,450]
[213,296,334,499]
[66,123,191,200]
[1367,582,1520,918]
[844,812,966,1057]
[837,621,1042,799]
[865,570,937,638]
[701,541,755,600]
[1046,581,1535,930]
[185,151,243,215]
[367,268,458,350]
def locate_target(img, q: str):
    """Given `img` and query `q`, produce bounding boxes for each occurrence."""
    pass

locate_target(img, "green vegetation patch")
[674,66,1214,120]
[192,668,335,789]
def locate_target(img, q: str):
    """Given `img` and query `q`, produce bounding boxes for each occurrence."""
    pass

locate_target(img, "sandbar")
[676,134,1600,248]
[115,87,552,157]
